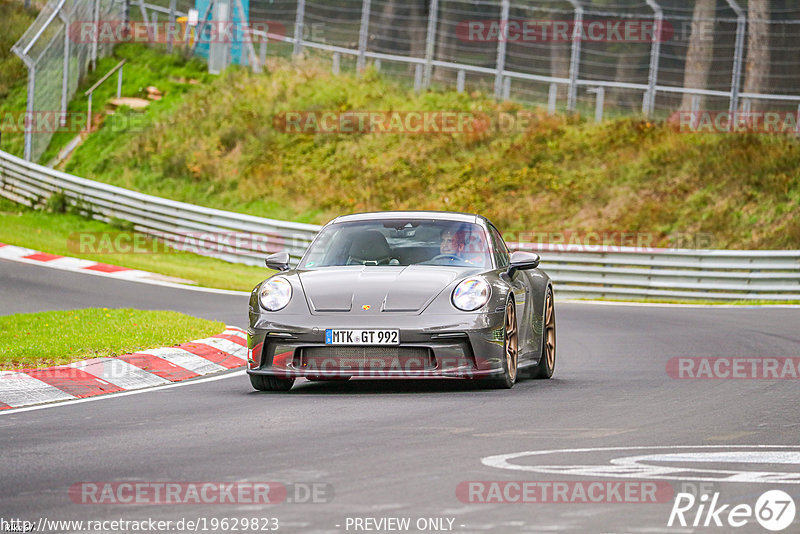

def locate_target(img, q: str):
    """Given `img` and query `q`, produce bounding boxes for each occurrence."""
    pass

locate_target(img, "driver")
[440,229,464,256]
[439,228,469,260]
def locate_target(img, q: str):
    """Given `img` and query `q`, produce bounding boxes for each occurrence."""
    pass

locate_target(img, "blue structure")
[194,0,250,66]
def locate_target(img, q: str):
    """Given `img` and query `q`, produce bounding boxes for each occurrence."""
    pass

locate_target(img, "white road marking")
[481,446,800,484]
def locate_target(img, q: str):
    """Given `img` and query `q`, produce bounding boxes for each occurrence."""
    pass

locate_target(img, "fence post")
[725,0,745,117]
[59,9,70,126]
[493,0,509,99]
[414,64,423,91]
[644,0,662,117]
[422,0,439,88]
[117,65,123,98]
[548,83,557,114]
[588,87,604,122]
[167,0,177,53]
[293,0,306,56]
[357,0,371,72]
[23,60,35,161]
[87,93,93,134]
[91,0,100,71]
[259,37,267,73]
[566,0,583,112]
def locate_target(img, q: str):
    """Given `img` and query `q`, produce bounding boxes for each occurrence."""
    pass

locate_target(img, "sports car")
[246,211,556,390]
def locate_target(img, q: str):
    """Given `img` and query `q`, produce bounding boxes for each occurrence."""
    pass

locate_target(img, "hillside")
[49,45,800,250]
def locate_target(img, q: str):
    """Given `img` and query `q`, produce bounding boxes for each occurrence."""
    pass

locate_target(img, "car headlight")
[452,277,491,311]
[259,277,292,311]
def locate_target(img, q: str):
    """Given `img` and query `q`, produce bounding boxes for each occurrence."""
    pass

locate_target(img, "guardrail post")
[502,77,511,100]
[493,0,509,99]
[725,0,745,117]
[356,0,371,72]
[332,52,340,74]
[644,0,662,117]
[566,1,583,112]
[422,0,439,88]
[414,64,423,91]
[117,65,123,98]
[293,0,306,56]
[456,70,465,92]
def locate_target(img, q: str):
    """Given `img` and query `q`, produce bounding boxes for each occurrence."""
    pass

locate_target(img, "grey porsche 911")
[246,211,556,391]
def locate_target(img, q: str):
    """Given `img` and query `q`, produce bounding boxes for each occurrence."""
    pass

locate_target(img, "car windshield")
[299,219,492,269]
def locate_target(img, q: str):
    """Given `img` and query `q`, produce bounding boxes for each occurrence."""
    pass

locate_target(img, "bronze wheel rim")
[505,300,518,381]
[544,291,556,370]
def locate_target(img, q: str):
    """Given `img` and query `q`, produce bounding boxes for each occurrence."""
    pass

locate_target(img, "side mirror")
[507,251,540,277]
[265,251,291,272]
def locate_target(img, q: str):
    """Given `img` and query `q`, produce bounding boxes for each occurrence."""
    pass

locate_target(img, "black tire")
[486,298,518,389]
[249,373,295,391]
[535,287,556,379]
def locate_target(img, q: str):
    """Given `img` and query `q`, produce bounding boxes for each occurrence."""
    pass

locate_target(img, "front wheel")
[535,287,556,379]
[249,373,295,391]
[486,298,518,389]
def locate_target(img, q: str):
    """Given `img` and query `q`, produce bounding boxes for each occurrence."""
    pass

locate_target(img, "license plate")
[325,329,399,345]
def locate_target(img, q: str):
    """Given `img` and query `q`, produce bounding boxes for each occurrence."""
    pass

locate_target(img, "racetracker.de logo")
[666,357,800,379]
[68,482,333,504]
[456,480,674,503]
[456,19,674,43]
[68,20,285,44]
[669,110,800,134]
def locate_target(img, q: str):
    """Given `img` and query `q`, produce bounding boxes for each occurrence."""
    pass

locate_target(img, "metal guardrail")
[0,149,319,265]
[1,148,799,300]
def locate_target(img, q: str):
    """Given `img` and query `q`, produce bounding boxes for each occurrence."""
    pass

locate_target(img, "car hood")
[297,265,477,314]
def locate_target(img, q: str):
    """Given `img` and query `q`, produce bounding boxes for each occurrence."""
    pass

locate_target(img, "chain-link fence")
[12,0,123,162]
[256,0,800,119]
[12,0,800,161]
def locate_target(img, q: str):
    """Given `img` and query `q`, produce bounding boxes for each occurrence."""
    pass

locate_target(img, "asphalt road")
[0,259,248,324]
[2,258,800,533]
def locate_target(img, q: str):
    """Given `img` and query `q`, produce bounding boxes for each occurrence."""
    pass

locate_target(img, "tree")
[742,0,771,110]
[680,0,716,109]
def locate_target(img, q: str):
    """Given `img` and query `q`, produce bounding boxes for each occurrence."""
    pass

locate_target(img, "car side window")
[488,225,510,269]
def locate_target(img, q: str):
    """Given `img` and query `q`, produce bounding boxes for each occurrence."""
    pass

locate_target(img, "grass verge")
[0,196,269,291]
[0,308,225,370]
[56,48,800,249]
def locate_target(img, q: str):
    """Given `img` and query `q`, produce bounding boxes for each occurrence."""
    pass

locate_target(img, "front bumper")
[246,312,507,379]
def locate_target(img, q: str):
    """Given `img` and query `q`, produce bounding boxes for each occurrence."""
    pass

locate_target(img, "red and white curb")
[0,326,248,411]
[0,242,193,285]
